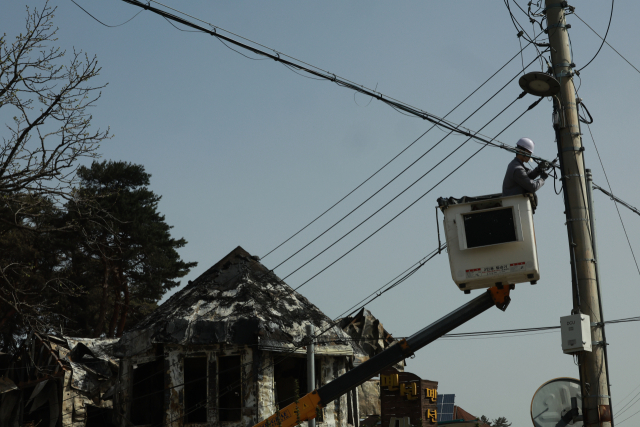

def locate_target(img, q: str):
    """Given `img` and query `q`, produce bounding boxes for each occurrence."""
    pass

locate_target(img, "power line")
[593,185,640,217]
[281,94,526,283]
[332,244,446,322]
[617,407,640,426]
[116,0,554,165]
[114,0,472,135]
[617,384,640,410]
[161,16,206,33]
[331,314,640,342]
[272,55,541,272]
[615,390,640,418]
[76,0,558,172]
[69,0,145,27]
[262,42,538,260]
[290,97,543,292]
[615,386,640,421]
[573,11,640,75]
[502,0,547,70]
[504,0,537,44]
[576,0,615,72]
[585,123,640,277]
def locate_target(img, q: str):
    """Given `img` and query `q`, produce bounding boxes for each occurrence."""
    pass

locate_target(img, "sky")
[3,0,640,425]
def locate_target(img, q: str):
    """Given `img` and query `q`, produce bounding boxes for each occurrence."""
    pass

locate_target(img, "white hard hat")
[516,137,534,154]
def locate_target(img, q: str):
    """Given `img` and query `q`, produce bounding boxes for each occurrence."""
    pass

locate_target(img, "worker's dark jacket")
[502,157,545,196]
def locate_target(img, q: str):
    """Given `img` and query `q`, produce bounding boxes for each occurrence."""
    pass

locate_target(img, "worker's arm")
[252,286,511,427]
[513,165,545,193]
[527,167,542,179]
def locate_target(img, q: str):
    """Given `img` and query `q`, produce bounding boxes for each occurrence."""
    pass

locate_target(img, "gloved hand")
[534,160,551,172]
[540,170,549,180]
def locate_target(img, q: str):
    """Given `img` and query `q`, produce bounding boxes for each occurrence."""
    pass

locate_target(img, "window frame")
[456,205,523,250]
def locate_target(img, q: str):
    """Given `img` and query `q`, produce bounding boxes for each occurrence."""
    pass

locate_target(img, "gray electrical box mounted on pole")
[560,314,592,354]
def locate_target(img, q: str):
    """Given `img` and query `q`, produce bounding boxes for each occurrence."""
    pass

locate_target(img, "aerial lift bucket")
[437,193,540,292]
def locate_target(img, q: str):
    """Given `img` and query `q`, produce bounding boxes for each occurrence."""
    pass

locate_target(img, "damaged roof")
[122,246,362,357]
[339,308,397,359]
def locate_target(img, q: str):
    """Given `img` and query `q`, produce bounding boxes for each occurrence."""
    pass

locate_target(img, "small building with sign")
[379,367,438,427]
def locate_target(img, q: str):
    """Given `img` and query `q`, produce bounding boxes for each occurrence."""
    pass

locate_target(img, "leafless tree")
[0,1,110,218]
[0,1,111,349]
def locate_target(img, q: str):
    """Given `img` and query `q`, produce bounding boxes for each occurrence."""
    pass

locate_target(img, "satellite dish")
[531,377,582,427]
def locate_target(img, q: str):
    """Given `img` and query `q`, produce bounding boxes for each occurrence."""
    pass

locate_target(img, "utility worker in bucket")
[502,137,549,196]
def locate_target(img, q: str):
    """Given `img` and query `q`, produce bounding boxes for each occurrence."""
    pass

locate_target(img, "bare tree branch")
[0,1,111,350]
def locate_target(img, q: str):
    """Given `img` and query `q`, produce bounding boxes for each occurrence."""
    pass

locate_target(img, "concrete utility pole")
[544,2,611,426]
[306,324,316,427]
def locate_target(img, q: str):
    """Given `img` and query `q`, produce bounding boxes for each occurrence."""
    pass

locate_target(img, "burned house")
[0,246,376,427]
[110,246,366,427]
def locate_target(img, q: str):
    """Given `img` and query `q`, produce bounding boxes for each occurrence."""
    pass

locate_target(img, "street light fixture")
[518,72,561,97]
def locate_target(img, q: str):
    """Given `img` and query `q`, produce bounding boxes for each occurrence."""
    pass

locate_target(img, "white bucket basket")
[438,193,540,291]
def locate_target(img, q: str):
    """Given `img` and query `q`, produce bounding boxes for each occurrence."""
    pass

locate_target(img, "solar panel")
[436,394,456,422]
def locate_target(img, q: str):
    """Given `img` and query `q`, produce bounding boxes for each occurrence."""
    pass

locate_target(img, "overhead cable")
[617,408,640,426]
[118,0,555,167]
[262,42,538,259]
[576,0,615,72]
[281,94,528,281]
[116,0,477,136]
[593,185,640,218]
[573,12,640,75]
[332,244,446,322]
[70,0,144,27]
[617,384,640,413]
[586,123,640,277]
[616,390,640,418]
[503,0,546,70]
[316,314,640,342]
[290,97,543,291]
[272,55,543,271]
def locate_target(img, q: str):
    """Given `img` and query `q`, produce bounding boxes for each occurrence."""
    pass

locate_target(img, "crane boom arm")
[253,286,511,427]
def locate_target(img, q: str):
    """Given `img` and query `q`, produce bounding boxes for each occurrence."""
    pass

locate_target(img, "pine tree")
[491,417,511,427]
[65,160,196,337]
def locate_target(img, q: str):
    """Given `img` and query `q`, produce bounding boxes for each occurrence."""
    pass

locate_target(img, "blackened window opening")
[184,355,208,423]
[219,356,242,421]
[86,406,114,427]
[131,358,164,426]
[274,356,308,409]
[463,208,517,248]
